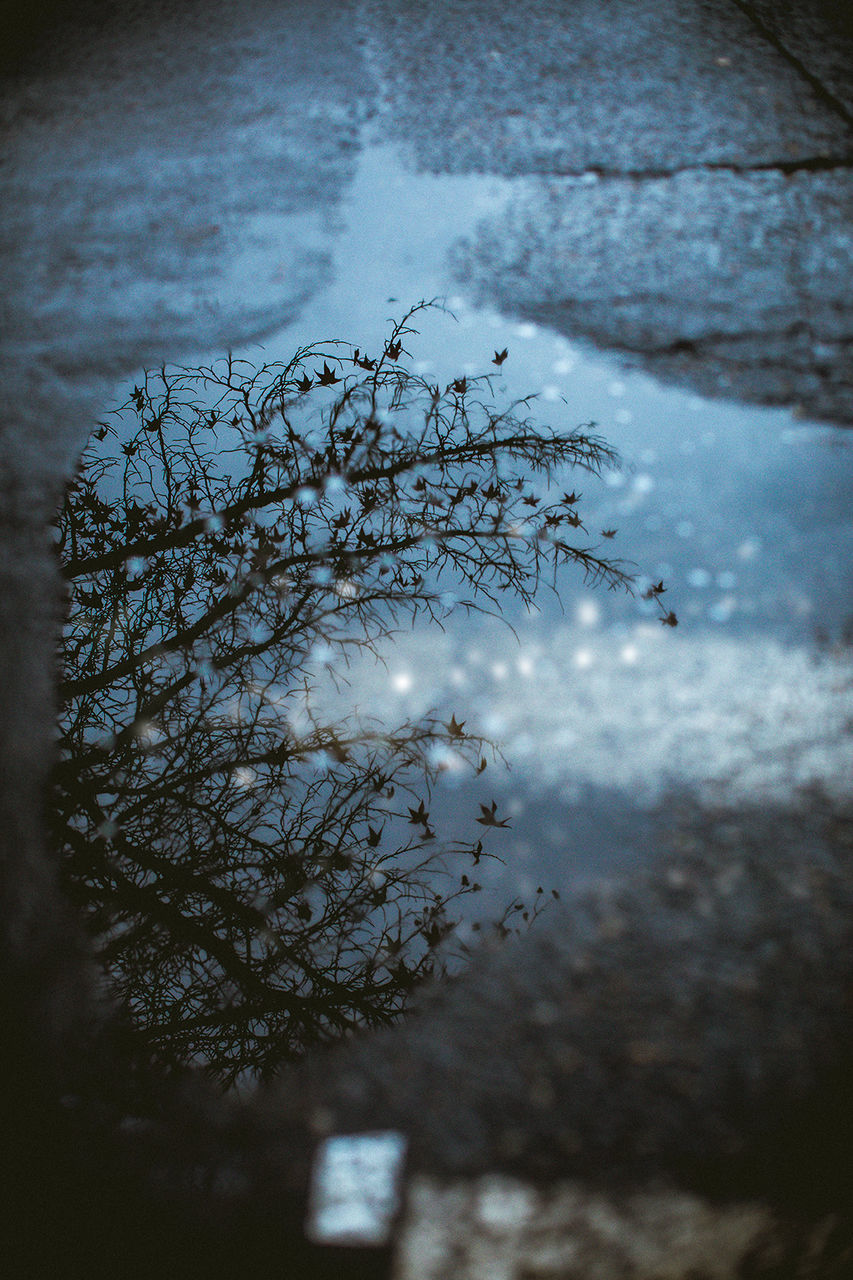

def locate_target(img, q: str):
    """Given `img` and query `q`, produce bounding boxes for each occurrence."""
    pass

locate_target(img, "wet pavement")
[360,0,853,423]
[2,1,853,1274]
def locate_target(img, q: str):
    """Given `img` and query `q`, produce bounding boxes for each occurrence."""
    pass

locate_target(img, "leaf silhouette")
[444,714,466,738]
[408,799,430,826]
[492,348,508,366]
[313,362,340,387]
[476,800,511,829]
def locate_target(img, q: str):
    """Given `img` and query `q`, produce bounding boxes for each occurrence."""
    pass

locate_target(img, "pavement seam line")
[522,156,853,182]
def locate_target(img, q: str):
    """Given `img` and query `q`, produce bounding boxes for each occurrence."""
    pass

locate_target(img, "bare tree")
[51,302,671,1087]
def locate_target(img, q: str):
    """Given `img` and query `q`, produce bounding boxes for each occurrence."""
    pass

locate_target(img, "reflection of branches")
[51,301,668,1087]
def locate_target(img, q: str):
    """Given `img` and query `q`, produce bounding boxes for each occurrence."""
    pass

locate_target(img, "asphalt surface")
[360,0,853,422]
[2,2,852,1276]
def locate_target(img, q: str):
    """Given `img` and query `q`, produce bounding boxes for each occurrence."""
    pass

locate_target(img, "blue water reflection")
[82,143,851,986]
[220,144,851,911]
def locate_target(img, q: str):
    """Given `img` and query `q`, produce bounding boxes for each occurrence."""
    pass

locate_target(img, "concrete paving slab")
[452,168,853,421]
[1,0,370,376]
[358,0,853,422]
[361,0,849,175]
[732,0,853,118]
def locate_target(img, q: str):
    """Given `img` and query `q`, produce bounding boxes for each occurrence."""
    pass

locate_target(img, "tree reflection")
[51,302,665,1087]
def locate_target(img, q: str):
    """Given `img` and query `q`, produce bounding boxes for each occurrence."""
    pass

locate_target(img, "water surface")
[234,141,852,903]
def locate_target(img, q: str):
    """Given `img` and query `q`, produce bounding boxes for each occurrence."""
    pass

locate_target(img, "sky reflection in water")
[208,143,853,904]
[131,142,853,907]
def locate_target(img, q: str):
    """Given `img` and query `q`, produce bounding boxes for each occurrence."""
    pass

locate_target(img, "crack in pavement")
[631,328,853,360]
[543,154,853,183]
[729,0,853,128]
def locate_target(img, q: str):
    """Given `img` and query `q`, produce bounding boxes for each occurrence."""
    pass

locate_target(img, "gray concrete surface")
[2,2,852,1276]
[360,0,853,422]
[452,167,853,421]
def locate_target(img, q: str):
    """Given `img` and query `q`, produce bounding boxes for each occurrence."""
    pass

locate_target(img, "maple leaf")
[451,376,467,395]
[492,347,508,366]
[367,825,383,848]
[522,494,539,508]
[408,799,430,826]
[352,348,376,371]
[132,385,145,411]
[476,801,511,829]
[314,362,340,386]
[601,528,617,539]
[385,339,402,360]
[661,611,678,627]
[444,714,466,738]
[642,580,667,600]
[562,491,580,505]
[296,374,313,393]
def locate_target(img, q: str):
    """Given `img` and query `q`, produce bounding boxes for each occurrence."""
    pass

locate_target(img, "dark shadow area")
[274,789,853,1211]
[1,0,134,72]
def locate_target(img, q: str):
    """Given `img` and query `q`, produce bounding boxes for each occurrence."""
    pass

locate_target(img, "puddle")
[58,140,853,1077]
[248,143,852,638]
[239,140,853,884]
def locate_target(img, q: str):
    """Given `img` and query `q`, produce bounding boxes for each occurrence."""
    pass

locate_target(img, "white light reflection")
[309,624,853,811]
[575,599,601,628]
